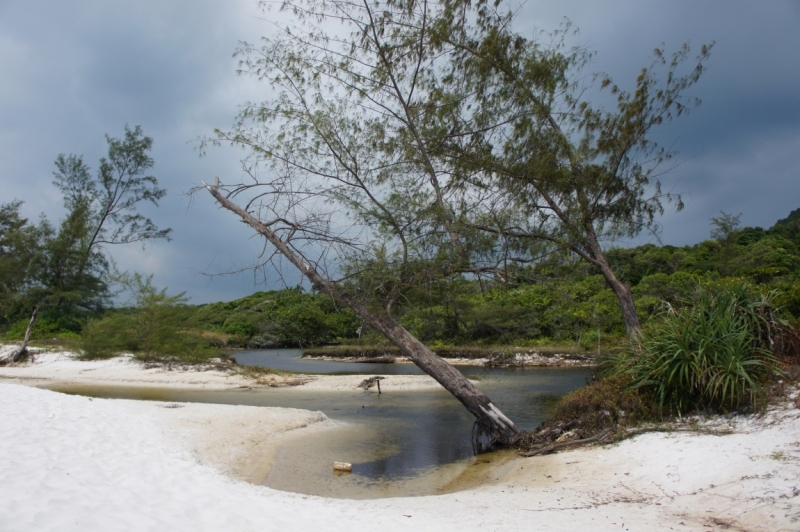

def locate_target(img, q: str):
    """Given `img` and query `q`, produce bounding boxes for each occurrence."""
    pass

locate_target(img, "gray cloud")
[1,0,798,303]
[515,0,800,245]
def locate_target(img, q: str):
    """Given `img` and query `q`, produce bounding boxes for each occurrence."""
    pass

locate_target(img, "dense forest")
[6,206,797,354]
[186,208,800,350]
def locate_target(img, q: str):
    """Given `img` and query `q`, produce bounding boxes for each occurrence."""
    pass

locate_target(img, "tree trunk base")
[473,417,522,453]
[0,308,38,365]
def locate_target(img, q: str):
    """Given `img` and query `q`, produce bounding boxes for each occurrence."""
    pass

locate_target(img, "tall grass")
[610,284,785,414]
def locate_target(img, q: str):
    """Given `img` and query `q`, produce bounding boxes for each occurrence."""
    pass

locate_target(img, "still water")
[50,349,592,498]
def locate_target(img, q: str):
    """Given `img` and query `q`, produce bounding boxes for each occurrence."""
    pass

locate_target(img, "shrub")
[80,313,131,358]
[612,284,784,414]
[221,316,257,337]
[80,273,218,362]
[549,375,660,433]
[4,316,77,340]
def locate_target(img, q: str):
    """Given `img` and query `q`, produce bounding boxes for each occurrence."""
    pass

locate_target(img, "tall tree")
[431,9,712,336]
[202,0,523,448]
[45,125,171,318]
[0,201,44,324]
[0,201,46,362]
[710,211,741,275]
[53,126,171,258]
[2,126,171,359]
[203,0,709,442]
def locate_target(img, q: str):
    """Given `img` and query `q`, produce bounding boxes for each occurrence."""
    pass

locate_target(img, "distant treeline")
[5,208,800,351]
[180,208,800,349]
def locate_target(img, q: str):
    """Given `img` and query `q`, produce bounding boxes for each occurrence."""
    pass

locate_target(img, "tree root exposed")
[512,423,735,457]
[519,430,612,457]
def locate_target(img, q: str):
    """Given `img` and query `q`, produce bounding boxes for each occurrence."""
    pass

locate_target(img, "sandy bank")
[302,346,595,367]
[2,381,800,530]
[145,400,336,484]
[0,348,445,392]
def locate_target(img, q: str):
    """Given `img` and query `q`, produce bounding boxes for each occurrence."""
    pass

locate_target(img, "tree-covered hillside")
[385,210,800,348]
[176,209,800,350]
[190,288,359,348]
[5,208,800,353]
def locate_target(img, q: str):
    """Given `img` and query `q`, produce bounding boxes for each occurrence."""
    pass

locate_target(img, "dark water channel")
[49,349,593,498]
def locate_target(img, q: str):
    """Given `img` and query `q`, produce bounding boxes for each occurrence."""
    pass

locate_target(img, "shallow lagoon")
[50,349,592,498]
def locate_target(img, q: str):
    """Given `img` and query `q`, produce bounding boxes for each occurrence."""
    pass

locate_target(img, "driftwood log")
[519,430,612,457]
[0,307,38,365]
[357,376,385,394]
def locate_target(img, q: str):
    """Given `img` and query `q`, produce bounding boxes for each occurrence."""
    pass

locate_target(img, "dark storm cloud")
[512,1,800,242]
[0,0,275,303]
[1,0,799,302]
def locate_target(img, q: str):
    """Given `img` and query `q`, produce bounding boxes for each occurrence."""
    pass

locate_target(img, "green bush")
[80,273,218,362]
[4,316,77,340]
[80,312,143,358]
[221,316,257,337]
[189,288,359,347]
[611,284,783,414]
[549,375,660,433]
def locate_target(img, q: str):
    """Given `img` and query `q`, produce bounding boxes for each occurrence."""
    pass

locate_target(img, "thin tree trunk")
[598,262,641,337]
[584,234,641,337]
[206,183,521,450]
[2,307,38,364]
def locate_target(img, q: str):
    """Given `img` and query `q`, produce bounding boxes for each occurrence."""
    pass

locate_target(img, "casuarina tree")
[201,0,525,449]
[202,0,711,445]
[429,6,712,336]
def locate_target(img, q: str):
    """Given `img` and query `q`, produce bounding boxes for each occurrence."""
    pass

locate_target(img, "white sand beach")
[0,348,444,392]
[1,348,799,531]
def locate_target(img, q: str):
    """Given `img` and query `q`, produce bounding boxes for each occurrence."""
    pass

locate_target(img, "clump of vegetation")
[513,374,660,453]
[3,317,81,341]
[517,284,797,454]
[190,288,359,348]
[80,273,218,363]
[548,375,660,431]
[611,284,789,414]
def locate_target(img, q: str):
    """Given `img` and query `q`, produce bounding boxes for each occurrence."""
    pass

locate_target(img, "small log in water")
[333,461,352,472]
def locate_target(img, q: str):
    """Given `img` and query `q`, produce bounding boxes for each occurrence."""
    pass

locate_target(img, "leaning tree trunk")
[1,307,38,364]
[205,183,521,451]
[595,259,641,337]
[585,235,641,337]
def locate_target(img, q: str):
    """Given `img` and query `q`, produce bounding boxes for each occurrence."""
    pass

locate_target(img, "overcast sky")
[1,1,799,303]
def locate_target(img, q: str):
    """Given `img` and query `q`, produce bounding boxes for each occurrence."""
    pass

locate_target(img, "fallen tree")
[205,182,520,450]
[0,307,37,365]
[197,0,535,449]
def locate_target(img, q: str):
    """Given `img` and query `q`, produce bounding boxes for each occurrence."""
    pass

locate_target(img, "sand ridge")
[144,400,338,484]
[0,349,444,392]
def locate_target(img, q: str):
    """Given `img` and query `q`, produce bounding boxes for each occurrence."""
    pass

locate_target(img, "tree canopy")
[0,126,170,332]
[202,0,713,446]
[424,11,712,335]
